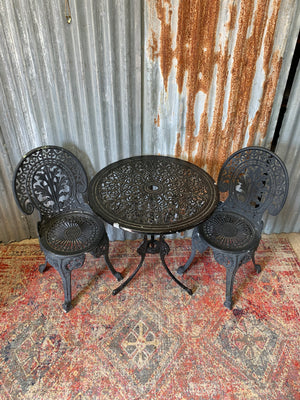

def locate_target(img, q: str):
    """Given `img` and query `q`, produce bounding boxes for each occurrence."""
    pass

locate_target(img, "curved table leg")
[91,232,123,281]
[112,236,148,295]
[112,235,193,296]
[159,236,193,295]
[177,227,208,275]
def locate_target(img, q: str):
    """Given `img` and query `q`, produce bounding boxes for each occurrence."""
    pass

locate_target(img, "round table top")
[88,155,219,235]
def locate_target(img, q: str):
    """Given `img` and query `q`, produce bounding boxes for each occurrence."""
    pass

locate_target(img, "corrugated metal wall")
[0,0,143,242]
[264,60,300,233]
[0,0,299,243]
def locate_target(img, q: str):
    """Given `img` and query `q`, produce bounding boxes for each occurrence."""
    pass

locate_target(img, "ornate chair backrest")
[13,146,89,218]
[217,147,289,224]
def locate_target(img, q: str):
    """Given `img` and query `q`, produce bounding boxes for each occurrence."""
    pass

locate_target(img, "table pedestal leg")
[112,237,147,295]
[158,236,193,295]
[112,235,193,296]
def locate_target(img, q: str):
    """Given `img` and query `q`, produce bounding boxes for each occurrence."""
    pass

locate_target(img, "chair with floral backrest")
[177,146,289,309]
[13,145,122,312]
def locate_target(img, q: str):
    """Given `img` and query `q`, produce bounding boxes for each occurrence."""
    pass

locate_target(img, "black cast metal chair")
[177,146,289,309]
[13,145,122,312]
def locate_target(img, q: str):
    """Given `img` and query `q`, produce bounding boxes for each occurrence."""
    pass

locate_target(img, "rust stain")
[226,1,238,31]
[148,30,159,61]
[248,0,283,143]
[195,2,237,174]
[174,0,221,172]
[174,132,182,158]
[211,0,265,176]
[251,52,282,143]
[173,7,213,171]
[155,0,174,91]
[153,0,283,179]
[174,0,192,94]
[154,114,160,126]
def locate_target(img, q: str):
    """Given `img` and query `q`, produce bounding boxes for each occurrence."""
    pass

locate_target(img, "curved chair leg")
[39,263,48,273]
[177,227,208,275]
[252,252,261,273]
[214,249,263,309]
[56,259,73,313]
[47,255,85,313]
[91,232,122,281]
[59,256,86,312]
[224,257,240,310]
[39,250,50,273]
[177,248,197,275]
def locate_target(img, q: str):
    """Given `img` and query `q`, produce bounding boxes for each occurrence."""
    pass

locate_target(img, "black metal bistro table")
[88,155,219,295]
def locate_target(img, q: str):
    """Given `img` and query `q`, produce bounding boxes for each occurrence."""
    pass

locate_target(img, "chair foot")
[224,299,233,310]
[177,265,186,276]
[62,301,73,313]
[255,264,261,273]
[115,271,123,282]
[39,263,47,273]
[176,248,197,276]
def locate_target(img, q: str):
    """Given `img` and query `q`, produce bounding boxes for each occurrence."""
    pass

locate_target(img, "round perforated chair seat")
[199,211,260,252]
[39,211,105,256]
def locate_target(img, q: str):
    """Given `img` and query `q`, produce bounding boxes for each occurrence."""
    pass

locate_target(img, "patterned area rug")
[0,235,299,399]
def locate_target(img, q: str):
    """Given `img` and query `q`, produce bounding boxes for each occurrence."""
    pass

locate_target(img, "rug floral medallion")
[100,299,181,396]
[0,236,299,399]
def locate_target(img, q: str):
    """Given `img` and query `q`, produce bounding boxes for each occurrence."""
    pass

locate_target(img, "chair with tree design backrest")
[177,146,289,309]
[13,145,122,312]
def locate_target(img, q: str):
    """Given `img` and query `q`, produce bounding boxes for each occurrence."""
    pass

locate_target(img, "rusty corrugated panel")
[144,0,298,180]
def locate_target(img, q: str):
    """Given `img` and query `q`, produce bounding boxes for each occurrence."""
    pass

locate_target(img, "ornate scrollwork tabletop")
[88,156,219,235]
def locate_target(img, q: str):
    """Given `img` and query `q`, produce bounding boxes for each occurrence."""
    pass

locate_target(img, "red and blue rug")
[0,236,299,399]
